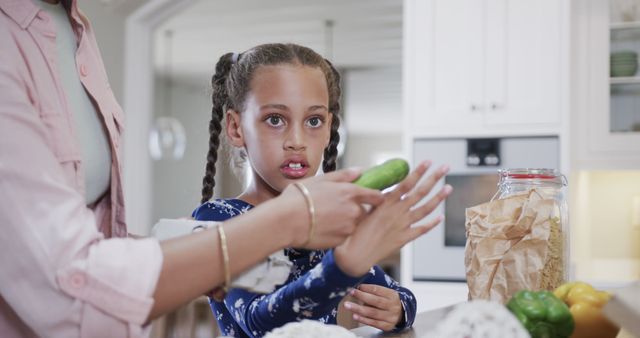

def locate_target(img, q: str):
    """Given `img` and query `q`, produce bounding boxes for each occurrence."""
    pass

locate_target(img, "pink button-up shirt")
[0,0,163,336]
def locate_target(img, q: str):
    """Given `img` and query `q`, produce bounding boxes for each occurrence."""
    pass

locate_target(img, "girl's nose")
[284,126,306,151]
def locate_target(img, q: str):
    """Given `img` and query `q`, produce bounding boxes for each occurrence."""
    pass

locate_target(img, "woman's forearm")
[147,169,381,321]
[148,198,297,320]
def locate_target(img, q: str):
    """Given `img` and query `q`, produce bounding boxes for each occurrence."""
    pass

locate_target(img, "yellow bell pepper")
[553,282,619,338]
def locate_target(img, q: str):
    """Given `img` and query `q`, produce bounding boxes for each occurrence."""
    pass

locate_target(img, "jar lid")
[499,168,567,186]
[508,173,557,179]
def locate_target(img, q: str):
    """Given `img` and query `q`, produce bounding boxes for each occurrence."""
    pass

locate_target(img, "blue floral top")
[192,199,417,338]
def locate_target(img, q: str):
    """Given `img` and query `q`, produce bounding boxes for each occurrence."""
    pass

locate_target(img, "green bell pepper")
[506,290,575,338]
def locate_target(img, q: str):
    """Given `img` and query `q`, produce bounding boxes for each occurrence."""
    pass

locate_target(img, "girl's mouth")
[280,161,309,179]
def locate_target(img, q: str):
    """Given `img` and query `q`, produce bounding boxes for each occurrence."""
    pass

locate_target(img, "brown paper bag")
[464,190,562,304]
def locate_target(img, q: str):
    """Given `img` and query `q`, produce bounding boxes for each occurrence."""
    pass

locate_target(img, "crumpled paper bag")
[464,190,557,304]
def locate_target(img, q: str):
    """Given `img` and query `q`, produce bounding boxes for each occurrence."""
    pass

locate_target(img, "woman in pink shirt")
[0,1,447,337]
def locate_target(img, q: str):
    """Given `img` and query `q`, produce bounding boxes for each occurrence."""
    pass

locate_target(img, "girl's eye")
[306,117,323,128]
[266,115,284,127]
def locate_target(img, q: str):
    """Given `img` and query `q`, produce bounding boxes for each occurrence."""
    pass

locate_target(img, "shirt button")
[80,64,88,77]
[70,274,86,288]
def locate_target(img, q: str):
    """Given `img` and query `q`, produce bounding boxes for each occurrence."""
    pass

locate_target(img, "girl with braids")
[192,43,452,337]
[1,1,422,335]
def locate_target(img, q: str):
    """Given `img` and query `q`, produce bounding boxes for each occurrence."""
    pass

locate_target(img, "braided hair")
[322,59,341,173]
[200,44,343,204]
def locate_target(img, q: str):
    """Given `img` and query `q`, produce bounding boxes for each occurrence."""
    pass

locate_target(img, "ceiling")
[153,0,403,135]
[154,0,402,83]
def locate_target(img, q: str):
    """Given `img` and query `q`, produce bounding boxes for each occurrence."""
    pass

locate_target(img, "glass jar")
[497,168,569,290]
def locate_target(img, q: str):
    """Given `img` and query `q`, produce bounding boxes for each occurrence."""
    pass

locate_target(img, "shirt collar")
[1,0,77,30]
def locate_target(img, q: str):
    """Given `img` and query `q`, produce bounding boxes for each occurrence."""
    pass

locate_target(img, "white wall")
[343,67,403,136]
[341,66,403,168]
[342,134,402,168]
[571,170,640,286]
[151,76,245,222]
[80,2,128,101]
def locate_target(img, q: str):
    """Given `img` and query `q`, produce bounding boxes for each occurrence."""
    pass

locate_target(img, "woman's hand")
[344,284,403,332]
[279,168,384,250]
[334,161,452,277]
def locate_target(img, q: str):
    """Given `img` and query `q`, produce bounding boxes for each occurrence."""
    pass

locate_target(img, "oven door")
[411,137,559,282]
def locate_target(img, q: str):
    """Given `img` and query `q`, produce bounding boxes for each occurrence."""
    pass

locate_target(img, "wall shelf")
[611,21,640,30]
[610,76,640,84]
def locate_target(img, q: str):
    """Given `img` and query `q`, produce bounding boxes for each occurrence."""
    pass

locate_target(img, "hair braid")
[323,59,342,173]
[201,53,234,204]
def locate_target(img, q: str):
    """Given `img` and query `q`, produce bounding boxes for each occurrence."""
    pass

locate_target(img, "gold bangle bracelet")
[217,224,231,292]
[293,182,316,247]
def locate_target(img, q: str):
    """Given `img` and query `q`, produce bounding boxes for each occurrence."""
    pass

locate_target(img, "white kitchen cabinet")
[414,0,485,132]
[572,0,640,170]
[406,0,566,138]
[402,0,570,308]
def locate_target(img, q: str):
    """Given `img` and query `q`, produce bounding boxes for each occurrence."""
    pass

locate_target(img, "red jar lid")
[508,173,557,179]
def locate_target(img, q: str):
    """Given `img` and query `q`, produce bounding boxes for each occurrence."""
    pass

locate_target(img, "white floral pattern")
[193,199,417,338]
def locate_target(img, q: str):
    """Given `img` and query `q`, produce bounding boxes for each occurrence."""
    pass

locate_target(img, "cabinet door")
[412,0,485,133]
[581,0,640,168]
[484,0,563,128]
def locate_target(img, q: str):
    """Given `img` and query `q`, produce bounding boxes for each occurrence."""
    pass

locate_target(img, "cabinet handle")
[490,103,502,110]
[471,104,483,111]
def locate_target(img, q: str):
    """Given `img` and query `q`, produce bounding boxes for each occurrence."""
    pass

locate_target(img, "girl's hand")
[344,284,404,332]
[205,287,226,302]
[334,161,452,277]
[280,168,384,250]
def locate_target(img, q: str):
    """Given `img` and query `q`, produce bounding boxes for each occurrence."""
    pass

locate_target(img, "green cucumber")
[353,158,410,190]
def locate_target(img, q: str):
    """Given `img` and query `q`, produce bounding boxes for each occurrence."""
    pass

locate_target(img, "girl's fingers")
[344,301,392,323]
[402,164,450,207]
[206,287,226,302]
[356,284,395,298]
[352,313,395,332]
[386,161,431,201]
[408,184,452,224]
[350,287,388,309]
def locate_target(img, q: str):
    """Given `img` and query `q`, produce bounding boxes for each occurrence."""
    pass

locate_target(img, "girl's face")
[227,64,332,197]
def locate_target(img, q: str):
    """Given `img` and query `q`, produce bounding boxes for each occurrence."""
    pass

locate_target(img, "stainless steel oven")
[411,136,559,282]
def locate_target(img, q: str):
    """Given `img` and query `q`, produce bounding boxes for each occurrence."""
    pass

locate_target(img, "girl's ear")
[226,109,244,147]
